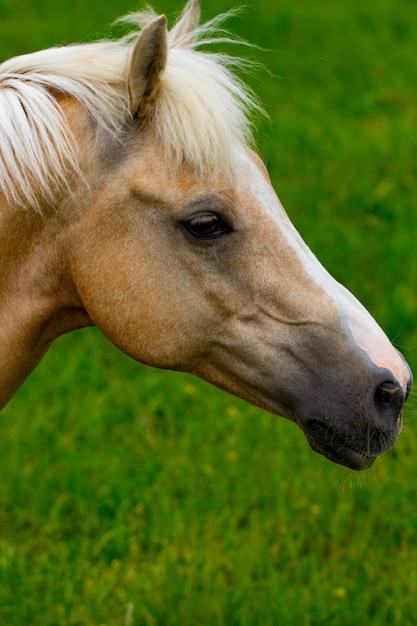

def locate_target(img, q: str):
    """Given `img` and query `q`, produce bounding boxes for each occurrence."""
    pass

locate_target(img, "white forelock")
[0,2,261,209]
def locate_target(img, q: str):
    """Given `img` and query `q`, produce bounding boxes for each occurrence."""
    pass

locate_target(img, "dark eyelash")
[182,212,232,240]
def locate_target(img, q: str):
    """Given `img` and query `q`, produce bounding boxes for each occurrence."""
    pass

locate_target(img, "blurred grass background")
[1,0,417,624]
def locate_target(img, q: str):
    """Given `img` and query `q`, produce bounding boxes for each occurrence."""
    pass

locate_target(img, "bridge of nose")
[236,146,412,396]
[334,287,412,392]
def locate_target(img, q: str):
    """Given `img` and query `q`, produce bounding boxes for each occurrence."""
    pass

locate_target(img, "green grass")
[1,0,417,624]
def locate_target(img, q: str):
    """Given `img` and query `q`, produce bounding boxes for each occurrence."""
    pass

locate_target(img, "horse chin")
[261,404,377,469]
[307,437,377,470]
[300,419,397,470]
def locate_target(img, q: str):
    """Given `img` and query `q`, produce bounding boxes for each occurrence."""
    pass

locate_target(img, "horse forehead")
[229,148,334,300]
[232,148,287,220]
[231,147,304,244]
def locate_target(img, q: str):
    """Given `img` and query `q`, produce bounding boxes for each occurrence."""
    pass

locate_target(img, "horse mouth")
[302,419,401,470]
[308,436,376,470]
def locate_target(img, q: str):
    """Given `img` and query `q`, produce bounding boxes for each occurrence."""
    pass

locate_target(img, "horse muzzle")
[299,370,412,470]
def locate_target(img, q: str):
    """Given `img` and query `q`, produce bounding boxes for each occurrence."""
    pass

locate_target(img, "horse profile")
[0,0,412,469]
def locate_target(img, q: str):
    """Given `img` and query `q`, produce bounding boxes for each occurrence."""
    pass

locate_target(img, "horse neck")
[0,190,92,410]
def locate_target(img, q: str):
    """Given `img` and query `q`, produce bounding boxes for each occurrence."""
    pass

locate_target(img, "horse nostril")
[373,381,405,430]
[406,376,412,401]
[375,384,396,405]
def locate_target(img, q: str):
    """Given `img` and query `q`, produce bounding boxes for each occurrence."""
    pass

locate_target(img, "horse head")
[0,0,411,469]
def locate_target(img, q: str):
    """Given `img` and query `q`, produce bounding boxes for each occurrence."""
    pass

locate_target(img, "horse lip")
[307,436,376,470]
[302,419,400,470]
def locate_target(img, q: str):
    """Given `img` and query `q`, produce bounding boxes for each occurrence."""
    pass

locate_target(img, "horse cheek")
[71,233,203,370]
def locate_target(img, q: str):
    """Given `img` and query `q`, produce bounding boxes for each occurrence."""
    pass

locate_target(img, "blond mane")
[0,2,261,209]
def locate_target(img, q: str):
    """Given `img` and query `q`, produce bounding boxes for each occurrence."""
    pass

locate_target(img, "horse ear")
[128,15,168,118]
[170,0,200,46]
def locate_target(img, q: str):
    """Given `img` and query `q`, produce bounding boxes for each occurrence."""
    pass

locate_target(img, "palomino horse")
[0,1,412,469]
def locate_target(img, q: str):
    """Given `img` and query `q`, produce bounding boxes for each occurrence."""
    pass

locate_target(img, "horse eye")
[182,213,232,240]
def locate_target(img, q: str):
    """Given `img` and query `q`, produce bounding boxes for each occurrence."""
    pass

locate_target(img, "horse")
[0,0,412,470]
